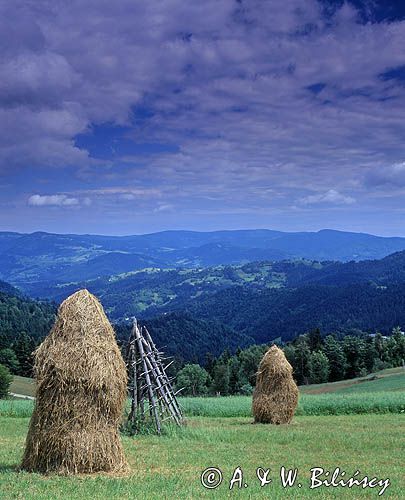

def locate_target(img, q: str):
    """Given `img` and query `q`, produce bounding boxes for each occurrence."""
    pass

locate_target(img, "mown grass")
[335,374,405,394]
[300,367,405,394]
[9,375,35,397]
[1,369,404,498]
[0,414,403,499]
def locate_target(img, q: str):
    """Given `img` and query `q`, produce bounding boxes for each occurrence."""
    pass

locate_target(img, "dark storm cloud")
[1,0,405,233]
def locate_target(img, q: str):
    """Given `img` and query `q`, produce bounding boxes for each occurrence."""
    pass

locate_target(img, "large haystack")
[21,289,128,474]
[252,345,298,424]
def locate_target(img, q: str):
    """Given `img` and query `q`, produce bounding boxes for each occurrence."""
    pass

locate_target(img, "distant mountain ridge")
[2,228,405,290]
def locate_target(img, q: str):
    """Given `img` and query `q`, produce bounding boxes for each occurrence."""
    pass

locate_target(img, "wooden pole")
[126,319,184,434]
[128,338,138,425]
[134,322,161,434]
[142,353,181,426]
[143,326,184,422]
[140,334,183,420]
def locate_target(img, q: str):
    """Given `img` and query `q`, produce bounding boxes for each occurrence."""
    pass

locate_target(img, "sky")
[1,0,405,236]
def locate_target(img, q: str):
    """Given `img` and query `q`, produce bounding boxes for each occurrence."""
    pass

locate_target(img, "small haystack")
[21,289,128,474]
[252,345,298,424]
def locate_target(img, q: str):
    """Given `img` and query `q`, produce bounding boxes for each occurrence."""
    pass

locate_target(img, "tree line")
[0,291,55,380]
[174,328,405,396]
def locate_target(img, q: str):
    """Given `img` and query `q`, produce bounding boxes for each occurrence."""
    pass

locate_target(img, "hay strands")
[126,319,185,434]
[21,289,128,475]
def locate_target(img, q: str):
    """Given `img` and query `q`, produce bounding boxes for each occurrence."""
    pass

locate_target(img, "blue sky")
[1,0,405,236]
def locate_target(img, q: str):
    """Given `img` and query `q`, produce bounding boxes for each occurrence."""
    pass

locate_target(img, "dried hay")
[252,345,298,424]
[21,289,128,474]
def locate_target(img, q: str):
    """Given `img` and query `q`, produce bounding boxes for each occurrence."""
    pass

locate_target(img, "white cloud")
[298,189,355,206]
[365,161,405,188]
[153,203,174,213]
[79,188,162,198]
[119,193,136,200]
[28,194,80,207]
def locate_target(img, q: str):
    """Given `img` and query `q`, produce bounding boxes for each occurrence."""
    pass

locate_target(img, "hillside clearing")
[299,367,405,395]
[9,376,35,398]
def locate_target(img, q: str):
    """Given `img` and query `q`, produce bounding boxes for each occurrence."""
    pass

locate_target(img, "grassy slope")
[181,392,405,417]
[0,415,403,499]
[9,376,35,397]
[10,367,405,399]
[299,367,405,395]
[180,367,405,417]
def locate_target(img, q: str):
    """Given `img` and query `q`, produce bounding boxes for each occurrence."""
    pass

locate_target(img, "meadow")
[3,390,404,420]
[0,368,404,499]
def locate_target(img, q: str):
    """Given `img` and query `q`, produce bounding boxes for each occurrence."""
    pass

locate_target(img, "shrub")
[239,383,253,395]
[0,348,20,373]
[0,363,13,399]
[176,364,210,396]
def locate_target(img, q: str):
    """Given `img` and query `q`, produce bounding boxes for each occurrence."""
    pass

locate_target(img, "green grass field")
[0,415,403,499]
[1,368,404,499]
[180,367,405,418]
[299,367,405,394]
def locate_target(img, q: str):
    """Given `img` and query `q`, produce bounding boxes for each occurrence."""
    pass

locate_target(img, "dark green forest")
[0,286,55,377]
[115,313,253,365]
[184,283,405,342]
[175,328,405,396]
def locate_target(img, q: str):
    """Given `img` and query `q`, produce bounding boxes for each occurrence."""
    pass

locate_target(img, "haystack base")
[252,380,298,424]
[22,417,127,474]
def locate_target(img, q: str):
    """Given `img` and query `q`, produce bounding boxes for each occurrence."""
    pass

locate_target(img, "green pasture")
[0,415,403,499]
[1,367,403,498]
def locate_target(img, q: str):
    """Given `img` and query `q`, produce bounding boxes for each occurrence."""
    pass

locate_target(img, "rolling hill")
[28,249,405,316]
[15,250,405,347]
[3,228,405,293]
[2,238,405,362]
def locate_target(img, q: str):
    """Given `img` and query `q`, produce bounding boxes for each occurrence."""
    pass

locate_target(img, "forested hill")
[9,249,402,348]
[0,279,21,296]
[29,249,405,317]
[2,248,405,366]
[182,283,405,343]
[0,290,56,350]
[117,313,253,365]
[0,282,250,368]
[283,250,405,287]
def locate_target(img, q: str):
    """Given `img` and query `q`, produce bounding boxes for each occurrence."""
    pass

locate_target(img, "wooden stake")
[134,322,161,434]
[126,319,184,434]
